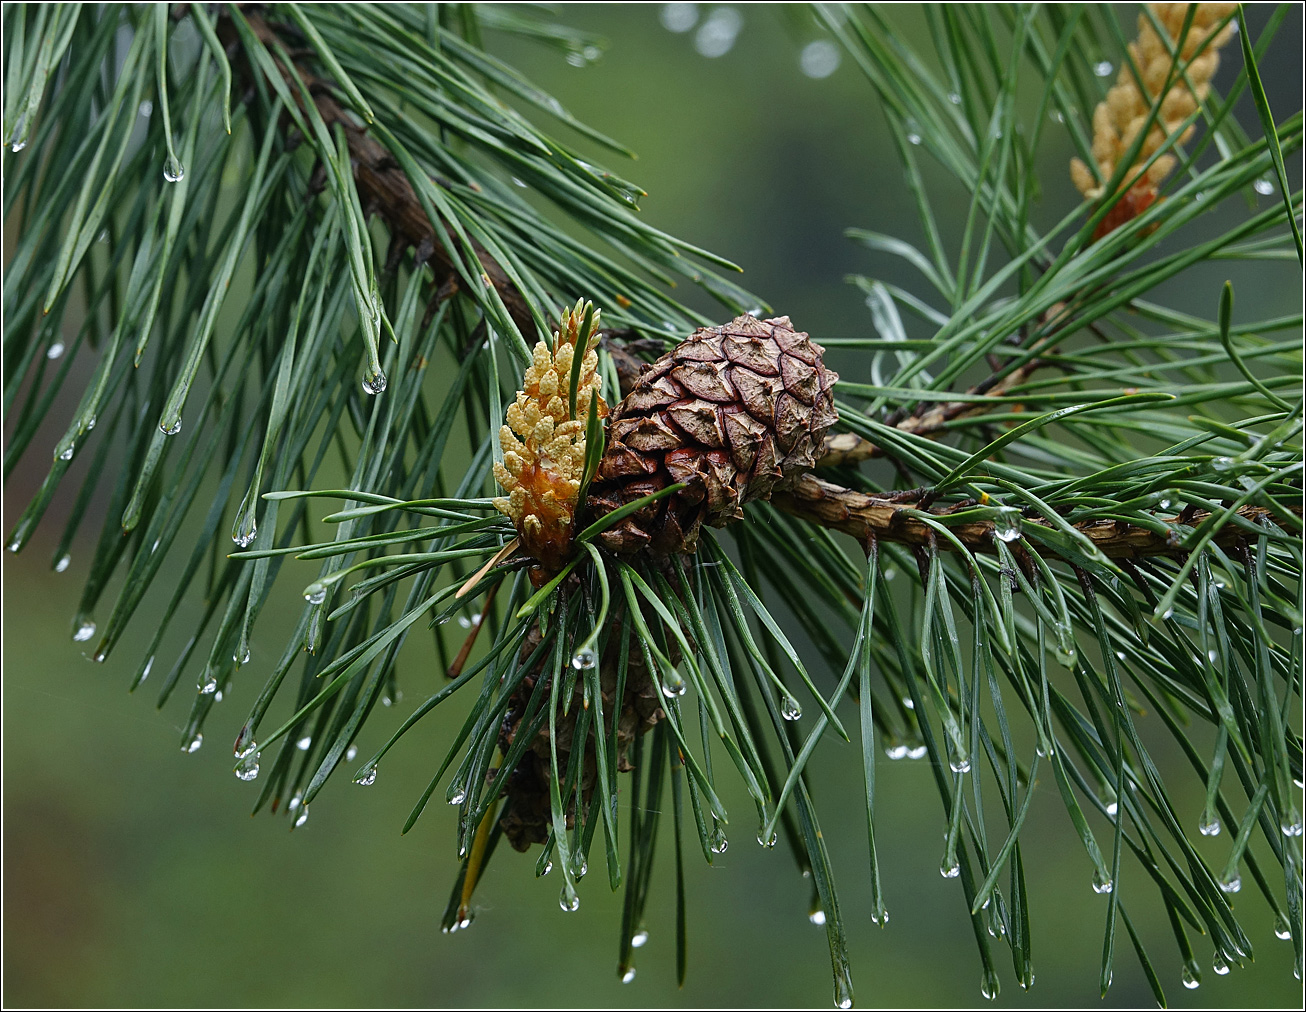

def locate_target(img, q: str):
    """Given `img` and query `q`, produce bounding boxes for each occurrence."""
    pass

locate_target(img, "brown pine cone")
[497,618,664,852]
[585,314,838,556]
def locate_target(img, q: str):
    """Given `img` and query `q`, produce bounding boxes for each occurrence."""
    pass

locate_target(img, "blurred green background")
[4,4,1302,1008]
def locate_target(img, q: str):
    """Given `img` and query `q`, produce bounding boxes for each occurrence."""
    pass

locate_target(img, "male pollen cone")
[493,302,607,576]
[586,314,838,555]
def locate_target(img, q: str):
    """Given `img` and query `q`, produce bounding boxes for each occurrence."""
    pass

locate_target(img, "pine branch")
[218,7,535,338]
[773,472,1301,560]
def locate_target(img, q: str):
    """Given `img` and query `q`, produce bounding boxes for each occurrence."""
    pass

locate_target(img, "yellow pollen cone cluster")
[493,301,607,573]
[1071,3,1236,214]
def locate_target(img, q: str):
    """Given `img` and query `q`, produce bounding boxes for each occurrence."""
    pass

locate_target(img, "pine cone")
[497,619,663,852]
[585,315,838,556]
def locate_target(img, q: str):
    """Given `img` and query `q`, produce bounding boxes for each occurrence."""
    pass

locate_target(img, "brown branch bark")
[771,473,1297,561]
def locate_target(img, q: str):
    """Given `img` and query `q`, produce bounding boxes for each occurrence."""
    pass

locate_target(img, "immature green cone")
[586,315,838,555]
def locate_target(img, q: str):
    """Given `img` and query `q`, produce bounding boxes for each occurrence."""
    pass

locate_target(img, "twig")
[817,358,1045,467]
[771,473,1297,561]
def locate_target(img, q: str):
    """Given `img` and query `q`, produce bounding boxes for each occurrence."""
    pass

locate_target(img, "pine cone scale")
[587,314,838,556]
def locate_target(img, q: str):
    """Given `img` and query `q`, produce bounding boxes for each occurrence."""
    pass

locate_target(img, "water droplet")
[73,619,96,642]
[1211,456,1234,472]
[183,732,203,754]
[58,443,74,461]
[947,91,961,105]
[345,745,357,761]
[1280,811,1303,837]
[296,736,311,751]
[1212,952,1230,975]
[906,130,922,145]
[138,655,154,682]
[1198,811,1221,836]
[808,907,826,926]
[46,341,64,359]
[1274,916,1292,940]
[834,970,854,1010]
[163,154,185,182]
[1092,869,1113,894]
[1055,644,1076,668]
[1105,801,1118,817]
[799,39,840,79]
[757,827,777,849]
[541,859,553,877]
[1182,962,1200,989]
[950,752,971,774]
[354,767,377,786]
[288,794,301,811]
[993,507,1022,542]
[1050,109,1065,123]
[870,907,889,925]
[1254,177,1275,196]
[660,2,698,33]
[780,694,802,720]
[980,968,1000,1000]
[660,676,686,698]
[1037,740,1053,758]
[214,689,223,702]
[559,885,580,912]
[139,99,153,117]
[232,516,257,547]
[902,697,914,709]
[10,138,27,153]
[235,748,260,781]
[571,647,597,671]
[906,744,927,760]
[573,856,588,879]
[304,583,327,605]
[1094,60,1113,77]
[198,672,217,695]
[1219,871,1241,893]
[294,805,309,828]
[160,416,182,436]
[1161,608,1174,621]
[940,855,960,879]
[885,743,909,760]
[709,827,728,854]
[620,967,637,984]
[361,370,387,395]
[693,5,742,58]
[448,786,466,805]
